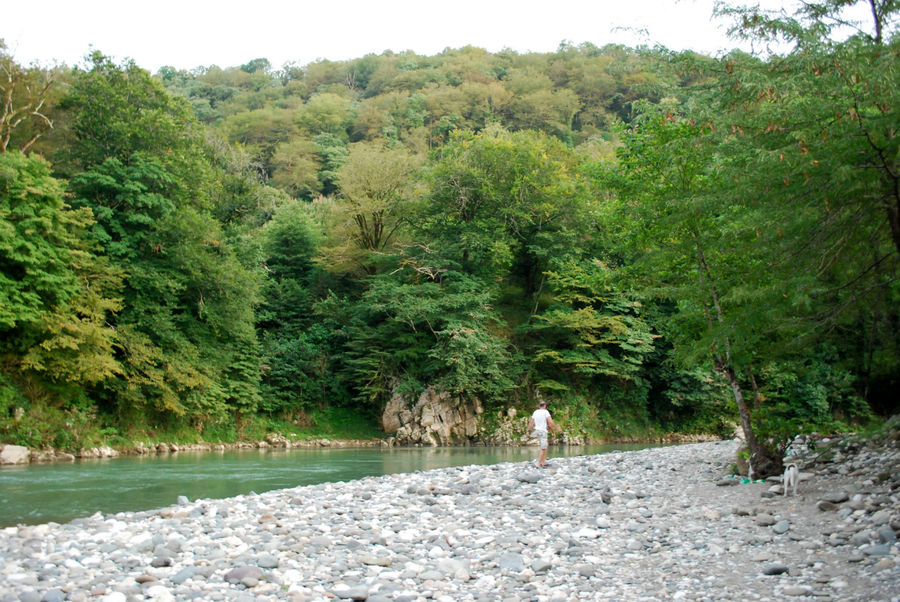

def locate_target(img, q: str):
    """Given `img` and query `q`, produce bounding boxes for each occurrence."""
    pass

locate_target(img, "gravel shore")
[2,437,898,601]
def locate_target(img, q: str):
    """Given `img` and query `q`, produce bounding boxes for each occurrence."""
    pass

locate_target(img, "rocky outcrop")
[78,446,120,459]
[382,386,483,446]
[0,444,30,465]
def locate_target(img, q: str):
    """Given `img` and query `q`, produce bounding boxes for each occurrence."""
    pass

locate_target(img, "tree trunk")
[695,236,781,478]
[723,364,782,479]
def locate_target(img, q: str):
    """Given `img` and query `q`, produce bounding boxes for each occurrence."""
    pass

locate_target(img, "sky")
[3,0,797,72]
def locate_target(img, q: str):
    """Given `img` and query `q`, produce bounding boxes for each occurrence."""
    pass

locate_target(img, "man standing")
[527,401,563,468]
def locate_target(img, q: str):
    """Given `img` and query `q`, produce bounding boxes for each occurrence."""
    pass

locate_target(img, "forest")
[1,1,897,474]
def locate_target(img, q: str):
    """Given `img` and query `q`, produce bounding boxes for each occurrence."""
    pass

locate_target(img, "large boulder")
[382,386,483,446]
[0,444,31,465]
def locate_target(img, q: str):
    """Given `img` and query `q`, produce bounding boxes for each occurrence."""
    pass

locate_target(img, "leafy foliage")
[2,16,897,450]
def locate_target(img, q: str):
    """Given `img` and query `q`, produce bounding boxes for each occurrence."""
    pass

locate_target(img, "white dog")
[783,462,799,496]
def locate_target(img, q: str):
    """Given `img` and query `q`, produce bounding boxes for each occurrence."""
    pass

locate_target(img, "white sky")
[3,1,803,72]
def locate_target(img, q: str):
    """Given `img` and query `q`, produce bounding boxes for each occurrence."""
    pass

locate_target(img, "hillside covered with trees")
[2,0,897,473]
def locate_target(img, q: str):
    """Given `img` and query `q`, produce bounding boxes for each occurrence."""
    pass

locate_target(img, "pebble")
[1,439,897,601]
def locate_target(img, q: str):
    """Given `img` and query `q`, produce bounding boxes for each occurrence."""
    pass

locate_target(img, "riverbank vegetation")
[1,1,897,471]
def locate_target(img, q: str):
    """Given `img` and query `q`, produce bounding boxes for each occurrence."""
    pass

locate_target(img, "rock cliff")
[381,386,483,446]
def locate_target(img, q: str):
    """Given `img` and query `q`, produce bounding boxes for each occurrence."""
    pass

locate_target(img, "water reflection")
[0,443,657,527]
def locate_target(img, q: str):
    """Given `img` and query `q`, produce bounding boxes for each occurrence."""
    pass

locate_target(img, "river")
[0,443,659,527]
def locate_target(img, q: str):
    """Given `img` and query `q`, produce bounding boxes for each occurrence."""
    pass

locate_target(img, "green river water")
[0,443,658,527]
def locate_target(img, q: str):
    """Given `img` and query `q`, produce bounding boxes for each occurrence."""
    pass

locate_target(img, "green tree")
[421,128,587,296]
[297,92,355,136]
[64,55,263,425]
[317,140,421,275]
[705,0,900,413]
[1,151,121,421]
[269,137,323,199]
[256,199,333,411]
[1,42,55,154]
[595,104,785,475]
[525,258,655,395]
[340,270,515,406]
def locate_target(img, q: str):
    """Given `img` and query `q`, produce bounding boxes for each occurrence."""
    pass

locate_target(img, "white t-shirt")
[531,408,550,432]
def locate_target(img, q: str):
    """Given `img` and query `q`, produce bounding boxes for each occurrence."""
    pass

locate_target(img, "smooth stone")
[40,589,65,602]
[498,554,524,572]
[816,500,839,512]
[170,567,195,585]
[821,492,849,504]
[861,544,892,556]
[0,444,30,465]
[773,520,790,535]
[762,563,789,576]
[782,585,813,596]
[418,570,443,580]
[224,566,264,584]
[877,527,897,544]
[531,559,552,573]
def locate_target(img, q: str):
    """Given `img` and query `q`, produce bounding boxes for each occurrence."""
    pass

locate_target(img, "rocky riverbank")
[2,434,898,601]
[0,437,386,465]
[0,433,715,465]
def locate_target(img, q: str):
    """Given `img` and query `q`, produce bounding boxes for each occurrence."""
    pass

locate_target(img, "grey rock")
[782,585,813,596]
[177,495,190,505]
[850,531,872,546]
[877,526,897,544]
[498,553,524,572]
[821,491,849,504]
[870,510,893,525]
[257,553,279,569]
[816,500,839,512]
[224,566,264,584]
[531,559,552,573]
[310,535,333,547]
[861,544,892,556]
[418,570,443,580]
[516,472,541,484]
[361,555,392,567]
[436,558,466,575]
[762,563,789,575]
[170,567,196,585]
[756,514,777,526]
[773,520,790,535]
[149,555,173,568]
[0,444,30,465]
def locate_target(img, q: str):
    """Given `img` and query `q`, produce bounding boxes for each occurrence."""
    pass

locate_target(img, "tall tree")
[64,54,262,424]
[316,140,422,275]
[0,42,55,154]
[421,127,587,296]
[1,151,121,408]
[595,104,786,476]
[705,0,900,411]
